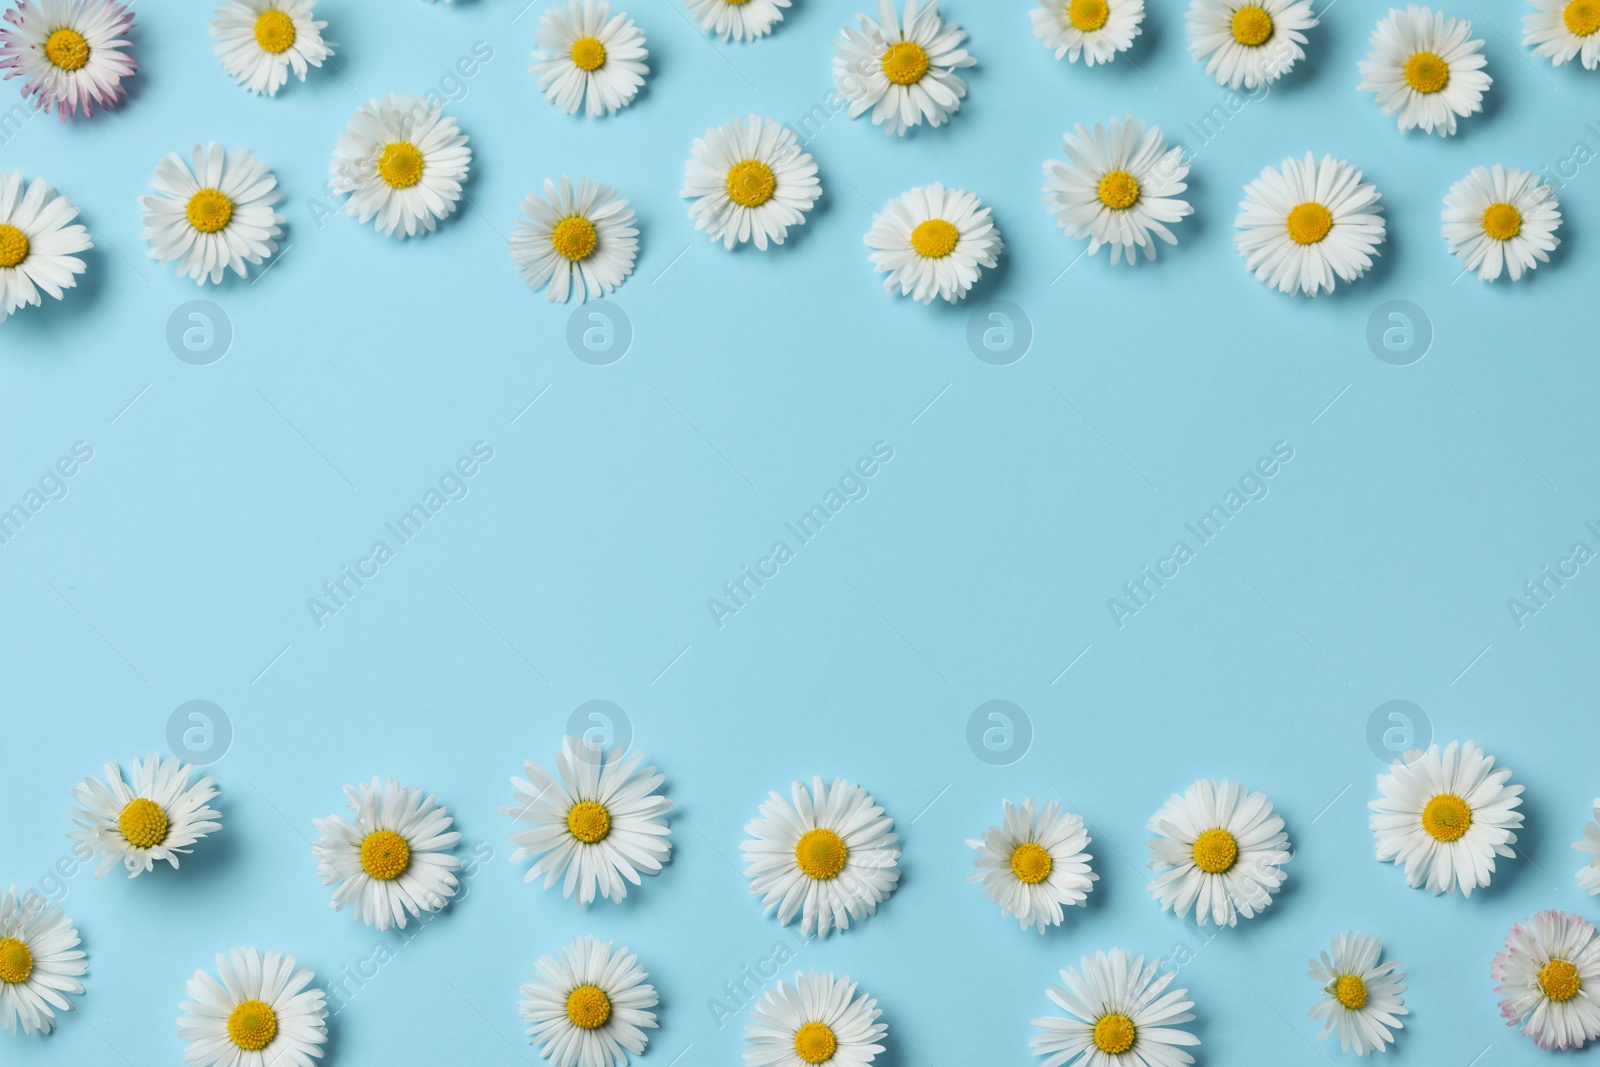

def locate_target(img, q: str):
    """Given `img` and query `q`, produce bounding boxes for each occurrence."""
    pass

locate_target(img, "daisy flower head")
[1235,153,1386,297]
[0,888,86,1036]
[0,170,90,323]
[1526,0,1600,69]
[0,0,136,118]
[140,144,285,285]
[511,177,638,303]
[1043,116,1192,266]
[1308,932,1407,1056]
[530,0,647,117]
[687,0,789,41]
[1358,6,1490,136]
[69,754,221,878]
[329,93,471,238]
[311,777,461,932]
[1443,165,1561,282]
[967,798,1097,934]
[1147,778,1291,927]
[681,115,821,251]
[211,0,330,96]
[743,971,887,1067]
[833,0,975,136]
[177,948,327,1067]
[1030,947,1199,1067]
[741,776,901,937]
[520,936,658,1067]
[1576,799,1600,893]
[1186,0,1317,89]
[1493,910,1600,1051]
[865,183,1001,304]
[1031,0,1145,66]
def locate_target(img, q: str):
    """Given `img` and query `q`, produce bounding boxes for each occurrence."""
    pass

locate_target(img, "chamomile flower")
[1030,947,1200,1067]
[211,0,330,96]
[967,798,1097,934]
[1235,153,1386,297]
[833,0,975,136]
[0,887,86,1036]
[686,0,789,41]
[1575,800,1600,893]
[1442,165,1561,282]
[1492,910,1600,1051]
[69,755,221,878]
[1525,0,1600,69]
[0,0,136,118]
[1043,116,1192,265]
[1358,6,1491,137]
[681,115,821,251]
[1186,0,1317,89]
[503,736,673,905]
[519,936,658,1067]
[530,0,647,118]
[743,971,887,1067]
[140,144,285,285]
[1147,778,1291,927]
[311,778,461,932]
[1370,740,1524,896]
[865,183,1002,304]
[1031,0,1145,65]
[510,177,638,303]
[0,170,91,323]
[177,948,327,1067]
[741,776,901,937]
[1308,932,1408,1057]
[329,93,471,238]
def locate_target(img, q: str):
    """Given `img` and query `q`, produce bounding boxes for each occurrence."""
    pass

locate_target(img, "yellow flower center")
[567,800,612,843]
[881,41,930,85]
[565,984,612,1029]
[726,0,753,4]
[1092,1012,1136,1055]
[45,28,89,71]
[0,224,28,268]
[1540,959,1582,1002]
[0,938,33,985]
[377,141,425,189]
[119,797,170,849]
[570,35,607,71]
[1567,0,1600,36]
[794,828,848,879]
[254,10,297,54]
[725,159,777,208]
[1286,202,1333,245]
[793,1021,838,1064]
[1097,169,1141,210]
[1482,202,1522,241]
[1231,5,1274,46]
[1069,0,1109,32]
[1333,974,1368,1010]
[1191,828,1239,874]
[1010,842,1054,884]
[551,216,598,261]
[1421,793,1472,842]
[1404,51,1450,93]
[227,1000,279,1051]
[186,188,235,234]
[910,218,960,259]
[359,829,412,880]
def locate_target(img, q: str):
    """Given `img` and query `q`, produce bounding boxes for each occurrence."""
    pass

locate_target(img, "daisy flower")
[1525,0,1600,69]
[687,0,788,41]
[211,0,331,97]
[833,0,975,136]
[1370,740,1524,896]
[0,0,136,118]
[1576,800,1600,893]
[681,115,821,251]
[967,798,1096,933]
[743,971,887,1067]
[1030,947,1200,1067]
[0,170,90,323]
[329,93,471,238]
[68,755,221,878]
[865,183,1002,304]
[1493,910,1600,1051]
[530,0,647,117]
[1186,0,1317,89]
[311,777,461,932]
[1031,0,1145,65]
[1147,779,1291,927]
[1442,165,1561,282]
[177,948,327,1067]
[502,736,673,905]
[139,144,285,285]
[1357,6,1491,137]
[741,776,901,937]
[520,936,658,1067]
[511,176,638,303]
[1308,932,1407,1057]
[0,888,86,1036]
[1235,153,1386,297]
[1043,116,1192,265]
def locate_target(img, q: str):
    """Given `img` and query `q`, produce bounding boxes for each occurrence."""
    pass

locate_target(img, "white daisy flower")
[0,888,86,1036]
[511,177,638,303]
[311,777,461,932]
[1146,778,1291,927]
[0,170,91,323]
[139,144,285,285]
[1525,0,1600,69]
[1442,164,1561,282]
[1493,910,1600,1051]
[1357,5,1491,137]
[211,0,331,97]
[685,0,789,41]
[1030,947,1200,1067]
[68,754,222,878]
[741,776,901,937]
[1186,0,1317,89]
[530,0,647,117]
[743,971,886,1067]
[0,0,136,118]
[520,936,658,1067]
[1031,0,1145,65]
[1043,116,1192,266]
[1308,932,1408,1057]
[833,0,975,136]
[329,93,471,238]
[865,182,1002,304]
[1235,153,1386,297]
[177,948,327,1067]
[681,115,821,251]
[1575,800,1600,893]
[502,736,673,905]
[1370,739,1524,896]
[967,798,1096,934]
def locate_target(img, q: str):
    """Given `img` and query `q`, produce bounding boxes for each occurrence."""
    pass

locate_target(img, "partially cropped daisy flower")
[1576,800,1600,893]
[0,0,137,118]
[744,971,886,1067]
[741,776,901,937]
[1358,6,1490,137]
[682,115,821,251]
[1526,0,1600,69]
[330,93,471,238]
[69,755,221,878]
[1031,948,1199,1067]
[511,176,637,303]
[1031,0,1145,65]
[967,798,1096,934]
[1147,779,1290,927]
[866,183,1002,304]
[686,0,789,41]
[211,0,330,96]
[1443,165,1561,282]
[530,0,647,117]
[1493,911,1600,1051]
[1044,116,1191,265]
[0,888,86,1036]
[520,936,657,1067]
[834,0,975,136]
[140,144,285,285]
[1236,153,1386,297]
[1308,932,1407,1057]
[311,777,461,932]
[1186,0,1316,89]
[178,948,327,1067]
[0,170,90,323]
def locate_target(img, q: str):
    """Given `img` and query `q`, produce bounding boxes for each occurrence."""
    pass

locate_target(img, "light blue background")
[3,0,1600,1063]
